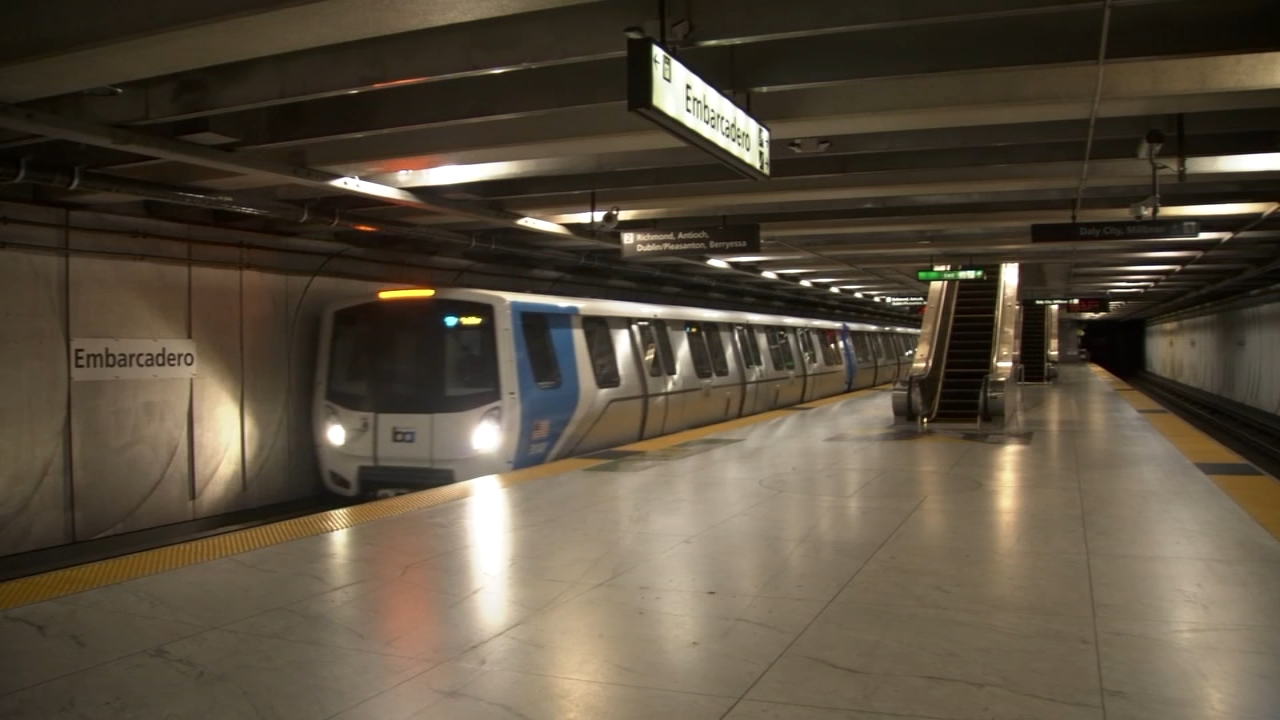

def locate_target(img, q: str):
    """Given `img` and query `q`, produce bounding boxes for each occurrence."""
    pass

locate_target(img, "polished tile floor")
[3,366,1279,719]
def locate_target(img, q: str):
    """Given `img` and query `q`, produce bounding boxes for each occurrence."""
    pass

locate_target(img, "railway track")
[1132,372,1280,479]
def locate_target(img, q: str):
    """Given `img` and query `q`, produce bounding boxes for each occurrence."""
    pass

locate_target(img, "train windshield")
[326,300,499,414]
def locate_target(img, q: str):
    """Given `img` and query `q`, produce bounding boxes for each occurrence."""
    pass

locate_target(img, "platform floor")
[4,366,1280,719]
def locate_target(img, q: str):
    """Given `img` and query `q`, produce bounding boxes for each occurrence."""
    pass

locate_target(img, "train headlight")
[324,409,347,447]
[471,410,502,452]
[325,421,347,447]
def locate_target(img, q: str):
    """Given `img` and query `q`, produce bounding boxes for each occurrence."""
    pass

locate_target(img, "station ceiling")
[2,0,1280,322]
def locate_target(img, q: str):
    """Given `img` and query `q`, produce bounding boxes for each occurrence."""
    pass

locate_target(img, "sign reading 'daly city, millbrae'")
[621,226,761,258]
[70,338,198,381]
[627,38,770,180]
[1033,298,1110,312]
[1031,219,1200,243]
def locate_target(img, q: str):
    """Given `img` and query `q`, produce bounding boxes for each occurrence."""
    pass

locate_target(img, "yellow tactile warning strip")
[0,387,876,611]
[1089,364,1280,539]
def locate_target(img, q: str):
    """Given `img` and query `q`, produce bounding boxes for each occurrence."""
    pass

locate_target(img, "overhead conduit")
[0,158,912,322]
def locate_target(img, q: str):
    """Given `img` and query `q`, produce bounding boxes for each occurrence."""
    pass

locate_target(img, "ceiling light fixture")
[706,258,731,269]
[799,279,813,287]
[760,271,779,279]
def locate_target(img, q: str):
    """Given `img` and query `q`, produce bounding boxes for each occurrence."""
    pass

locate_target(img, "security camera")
[594,206,621,231]
[1130,196,1156,220]
[1137,129,1166,160]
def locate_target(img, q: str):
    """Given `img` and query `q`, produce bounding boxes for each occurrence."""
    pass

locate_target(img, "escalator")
[935,271,998,421]
[1021,303,1047,382]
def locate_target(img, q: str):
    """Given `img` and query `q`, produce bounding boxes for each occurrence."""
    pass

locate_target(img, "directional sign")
[917,268,986,282]
[621,226,761,258]
[627,38,770,180]
[1030,298,1110,312]
[1031,220,1200,243]
[1066,298,1110,313]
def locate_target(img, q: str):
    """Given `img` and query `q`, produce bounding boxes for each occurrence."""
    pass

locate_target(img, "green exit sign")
[917,268,986,282]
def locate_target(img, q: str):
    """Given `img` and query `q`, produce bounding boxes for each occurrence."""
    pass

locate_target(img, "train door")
[850,332,877,388]
[680,322,738,425]
[631,319,677,439]
[871,333,892,385]
[734,324,764,415]
[559,316,647,455]
[798,329,822,402]
[771,327,804,406]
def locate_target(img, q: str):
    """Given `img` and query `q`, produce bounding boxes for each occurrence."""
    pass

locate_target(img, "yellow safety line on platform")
[1089,363,1280,540]
[0,386,878,611]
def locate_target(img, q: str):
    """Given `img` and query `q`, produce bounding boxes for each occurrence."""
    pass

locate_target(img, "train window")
[327,305,374,411]
[704,323,730,376]
[892,333,909,357]
[874,334,894,363]
[735,325,762,368]
[521,313,561,388]
[653,320,676,376]
[443,321,498,398]
[582,317,620,389]
[767,328,796,370]
[798,329,818,366]
[851,332,874,365]
[636,322,663,377]
[765,328,786,370]
[820,329,842,365]
[329,300,499,414]
[685,322,714,379]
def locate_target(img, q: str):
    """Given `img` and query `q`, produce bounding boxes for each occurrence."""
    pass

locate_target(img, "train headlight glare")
[471,411,502,452]
[325,422,347,447]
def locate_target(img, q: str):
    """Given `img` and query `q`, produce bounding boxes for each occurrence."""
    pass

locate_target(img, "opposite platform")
[2,365,1279,720]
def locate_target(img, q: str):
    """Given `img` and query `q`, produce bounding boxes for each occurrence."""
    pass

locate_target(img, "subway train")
[314,287,919,496]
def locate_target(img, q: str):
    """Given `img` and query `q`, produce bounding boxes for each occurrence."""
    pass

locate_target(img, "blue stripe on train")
[511,302,580,469]
[840,325,857,390]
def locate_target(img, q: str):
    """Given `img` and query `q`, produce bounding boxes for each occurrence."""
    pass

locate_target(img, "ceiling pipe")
[0,103,910,320]
[0,102,591,243]
[0,158,912,323]
[1070,0,1114,223]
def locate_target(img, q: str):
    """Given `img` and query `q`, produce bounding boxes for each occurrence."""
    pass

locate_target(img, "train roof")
[346,286,918,333]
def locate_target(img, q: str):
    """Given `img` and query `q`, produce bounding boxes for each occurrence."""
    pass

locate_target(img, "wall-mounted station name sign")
[627,38,770,180]
[1031,219,1200,243]
[621,226,761,258]
[70,338,198,381]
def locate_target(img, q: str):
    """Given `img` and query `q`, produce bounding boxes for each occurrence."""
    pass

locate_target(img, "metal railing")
[893,279,957,423]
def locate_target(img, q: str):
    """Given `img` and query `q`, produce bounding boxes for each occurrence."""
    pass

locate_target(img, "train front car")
[314,289,514,496]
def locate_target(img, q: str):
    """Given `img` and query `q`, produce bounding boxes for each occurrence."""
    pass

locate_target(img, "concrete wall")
[0,205,388,557]
[1145,297,1280,416]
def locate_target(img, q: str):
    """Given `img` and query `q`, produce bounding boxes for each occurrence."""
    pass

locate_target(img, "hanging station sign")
[1030,220,1200,243]
[621,226,761,258]
[70,338,198,381]
[916,268,986,282]
[1032,298,1111,312]
[627,38,770,180]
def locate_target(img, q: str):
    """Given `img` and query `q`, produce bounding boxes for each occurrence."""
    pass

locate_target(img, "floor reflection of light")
[466,476,513,624]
